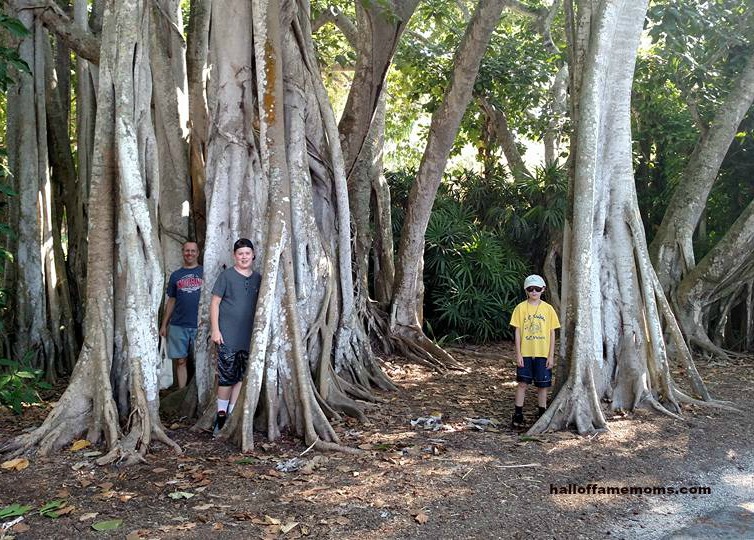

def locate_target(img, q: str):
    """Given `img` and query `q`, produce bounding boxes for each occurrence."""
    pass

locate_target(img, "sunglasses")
[526,286,543,293]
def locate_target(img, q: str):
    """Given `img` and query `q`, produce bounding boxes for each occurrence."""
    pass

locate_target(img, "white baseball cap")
[524,274,546,289]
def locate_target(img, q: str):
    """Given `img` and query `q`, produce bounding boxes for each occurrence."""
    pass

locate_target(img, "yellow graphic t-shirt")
[509,300,560,358]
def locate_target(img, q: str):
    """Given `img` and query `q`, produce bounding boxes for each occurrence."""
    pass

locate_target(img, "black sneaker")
[511,411,524,429]
[214,410,227,432]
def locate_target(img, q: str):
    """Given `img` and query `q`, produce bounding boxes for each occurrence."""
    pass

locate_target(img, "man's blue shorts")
[167,325,197,358]
[516,357,552,388]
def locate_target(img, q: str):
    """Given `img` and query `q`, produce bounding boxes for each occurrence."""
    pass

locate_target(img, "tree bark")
[533,0,712,435]
[649,50,754,295]
[389,0,507,370]
[185,0,210,248]
[7,7,54,371]
[675,199,754,357]
[3,0,181,463]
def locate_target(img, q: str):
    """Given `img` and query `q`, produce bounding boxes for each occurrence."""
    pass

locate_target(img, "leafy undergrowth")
[0,343,752,539]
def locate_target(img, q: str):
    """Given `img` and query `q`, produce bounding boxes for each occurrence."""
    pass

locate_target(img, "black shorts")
[217,344,248,386]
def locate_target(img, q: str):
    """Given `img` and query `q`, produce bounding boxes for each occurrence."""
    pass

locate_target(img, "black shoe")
[214,410,227,432]
[511,411,524,429]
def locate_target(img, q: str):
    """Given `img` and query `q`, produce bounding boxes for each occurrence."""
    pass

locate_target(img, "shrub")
[0,354,50,414]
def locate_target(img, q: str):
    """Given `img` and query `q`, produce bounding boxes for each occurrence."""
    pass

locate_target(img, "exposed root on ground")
[0,353,120,459]
[689,335,733,362]
[387,323,467,372]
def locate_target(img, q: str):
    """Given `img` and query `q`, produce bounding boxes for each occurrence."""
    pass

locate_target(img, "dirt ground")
[0,342,752,540]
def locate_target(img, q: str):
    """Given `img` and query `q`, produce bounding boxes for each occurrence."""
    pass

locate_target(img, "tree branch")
[312,6,358,48]
[13,0,100,64]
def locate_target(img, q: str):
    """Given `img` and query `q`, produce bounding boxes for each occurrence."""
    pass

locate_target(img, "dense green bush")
[0,354,50,414]
[388,165,566,343]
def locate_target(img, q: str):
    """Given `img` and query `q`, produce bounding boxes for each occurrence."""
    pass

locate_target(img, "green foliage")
[384,0,563,171]
[635,0,754,249]
[0,11,30,92]
[389,165,566,343]
[0,354,51,414]
[0,503,34,519]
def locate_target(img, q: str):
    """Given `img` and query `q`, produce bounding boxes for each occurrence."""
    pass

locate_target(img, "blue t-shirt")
[166,266,203,328]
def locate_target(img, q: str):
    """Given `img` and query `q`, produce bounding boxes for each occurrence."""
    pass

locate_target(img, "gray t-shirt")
[212,267,262,352]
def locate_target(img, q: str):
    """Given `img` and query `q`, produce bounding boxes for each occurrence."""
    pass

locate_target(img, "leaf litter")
[0,344,751,539]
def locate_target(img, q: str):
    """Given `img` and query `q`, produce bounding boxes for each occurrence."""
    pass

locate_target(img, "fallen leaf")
[0,503,34,519]
[193,503,214,511]
[39,499,66,518]
[334,516,350,525]
[414,512,429,524]
[79,512,99,521]
[264,515,281,525]
[12,522,30,533]
[212,522,224,530]
[281,522,299,533]
[168,491,195,499]
[152,467,168,473]
[56,506,76,516]
[1,458,30,471]
[80,479,93,488]
[98,482,114,491]
[92,519,123,531]
[70,440,91,452]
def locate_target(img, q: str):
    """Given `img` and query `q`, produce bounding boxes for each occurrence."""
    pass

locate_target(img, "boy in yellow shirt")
[509,275,560,428]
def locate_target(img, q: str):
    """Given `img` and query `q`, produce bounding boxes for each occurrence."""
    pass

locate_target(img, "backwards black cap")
[233,238,254,252]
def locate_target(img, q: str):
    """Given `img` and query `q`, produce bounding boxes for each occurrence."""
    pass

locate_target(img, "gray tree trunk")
[534,0,711,435]
[6,7,54,370]
[649,51,754,295]
[3,0,180,464]
[389,0,507,370]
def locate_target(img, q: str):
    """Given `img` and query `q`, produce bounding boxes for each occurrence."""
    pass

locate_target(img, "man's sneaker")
[511,411,525,429]
[214,410,227,434]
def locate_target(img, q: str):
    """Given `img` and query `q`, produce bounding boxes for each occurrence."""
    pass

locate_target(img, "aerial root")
[645,397,684,420]
[674,390,740,412]
[312,438,363,455]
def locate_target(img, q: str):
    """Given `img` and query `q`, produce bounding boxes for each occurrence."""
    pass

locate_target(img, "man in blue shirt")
[160,241,203,389]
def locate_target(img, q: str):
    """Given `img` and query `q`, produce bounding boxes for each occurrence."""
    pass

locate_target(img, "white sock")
[217,399,229,413]
[228,401,235,415]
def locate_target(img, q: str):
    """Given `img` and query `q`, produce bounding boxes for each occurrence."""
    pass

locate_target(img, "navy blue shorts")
[516,357,552,388]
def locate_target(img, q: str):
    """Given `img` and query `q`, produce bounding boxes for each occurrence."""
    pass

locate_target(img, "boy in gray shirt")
[209,238,261,431]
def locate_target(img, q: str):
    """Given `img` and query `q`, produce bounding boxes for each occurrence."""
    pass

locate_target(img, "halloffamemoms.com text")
[550,484,712,495]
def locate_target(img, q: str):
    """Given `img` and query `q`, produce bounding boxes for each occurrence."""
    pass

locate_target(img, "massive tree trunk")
[389,0,507,370]
[675,199,754,355]
[649,51,754,296]
[6,6,54,371]
[151,0,191,275]
[192,0,397,451]
[533,0,712,435]
[3,0,180,464]
[185,0,210,248]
